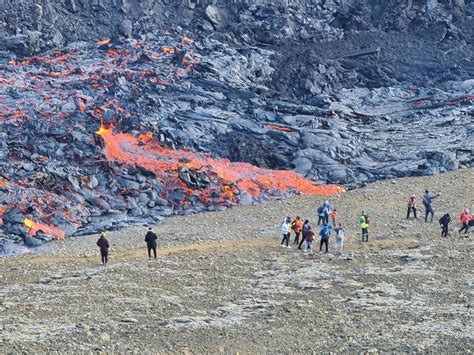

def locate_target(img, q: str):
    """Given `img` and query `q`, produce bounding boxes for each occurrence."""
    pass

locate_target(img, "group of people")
[280,201,350,256]
[94,187,472,265]
[280,188,472,256]
[406,189,473,237]
[96,227,158,266]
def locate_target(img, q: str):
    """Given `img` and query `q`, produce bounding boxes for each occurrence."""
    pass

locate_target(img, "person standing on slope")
[280,217,292,248]
[323,201,331,225]
[292,216,303,245]
[459,208,471,234]
[439,213,451,238]
[360,211,369,242]
[319,223,331,253]
[317,205,325,226]
[330,208,338,228]
[298,219,311,250]
[96,232,110,266]
[406,193,417,219]
[144,227,158,260]
[305,226,315,255]
[422,189,440,223]
[333,223,345,254]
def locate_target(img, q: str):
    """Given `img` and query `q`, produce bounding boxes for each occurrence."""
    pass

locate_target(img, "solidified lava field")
[0,0,473,250]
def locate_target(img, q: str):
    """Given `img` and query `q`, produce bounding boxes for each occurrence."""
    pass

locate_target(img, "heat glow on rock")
[23,218,65,240]
[96,126,345,203]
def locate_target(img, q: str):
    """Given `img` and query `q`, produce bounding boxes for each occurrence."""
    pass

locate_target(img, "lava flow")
[24,218,65,240]
[96,126,344,206]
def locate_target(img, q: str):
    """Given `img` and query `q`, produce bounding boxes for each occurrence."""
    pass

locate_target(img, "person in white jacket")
[333,223,345,254]
[280,216,292,248]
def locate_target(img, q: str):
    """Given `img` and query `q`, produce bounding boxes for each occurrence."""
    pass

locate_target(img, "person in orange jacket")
[292,216,303,245]
[330,208,338,227]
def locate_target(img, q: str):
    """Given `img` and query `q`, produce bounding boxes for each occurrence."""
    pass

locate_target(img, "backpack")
[317,206,324,215]
[439,214,450,225]
[321,227,330,239]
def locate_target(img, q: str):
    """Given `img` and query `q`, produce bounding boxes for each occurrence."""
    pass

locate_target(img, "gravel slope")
[0,169,473,352]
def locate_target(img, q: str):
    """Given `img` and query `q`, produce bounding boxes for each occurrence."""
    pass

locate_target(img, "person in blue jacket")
[422,189,440,223]
[319,223,331,253]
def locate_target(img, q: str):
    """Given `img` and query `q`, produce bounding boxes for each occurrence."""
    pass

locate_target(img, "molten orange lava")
[0,206,5,224]
[264,124,293,132]
[23,218,65,240]
[180,36,193,44]
[96,127,344,201]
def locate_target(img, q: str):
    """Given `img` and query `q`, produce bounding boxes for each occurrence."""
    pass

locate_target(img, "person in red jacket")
[459,208,471,234]
[406,194,417,219]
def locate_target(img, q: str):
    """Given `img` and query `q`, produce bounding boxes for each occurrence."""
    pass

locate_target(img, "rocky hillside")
[0,170,472,352]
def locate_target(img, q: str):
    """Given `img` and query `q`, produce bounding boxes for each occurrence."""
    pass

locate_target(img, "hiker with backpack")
[422,189,440,223]
[406,194,417,219]
[439,213,451,238]
[317,205,325,226]
[298,219,311,250]
[360,211,370,242]
[333,223,345,254]
[292,216,303,245]
[319,223,331,253]
[317,201,331,226]
[280,216,292,248]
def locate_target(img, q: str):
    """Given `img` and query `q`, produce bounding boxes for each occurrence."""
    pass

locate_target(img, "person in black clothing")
[144,227,158,260]
[96,232,110,266]
[439,213,451,238]
[298,220,311,250]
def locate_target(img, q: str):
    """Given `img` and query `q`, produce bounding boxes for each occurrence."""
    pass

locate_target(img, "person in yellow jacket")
[360,211,369,242]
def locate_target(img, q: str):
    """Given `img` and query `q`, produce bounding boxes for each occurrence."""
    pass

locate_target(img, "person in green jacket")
[360,211,369,242]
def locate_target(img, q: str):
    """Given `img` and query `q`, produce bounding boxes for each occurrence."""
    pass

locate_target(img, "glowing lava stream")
[96,127,344,199]
[23,218,65,240]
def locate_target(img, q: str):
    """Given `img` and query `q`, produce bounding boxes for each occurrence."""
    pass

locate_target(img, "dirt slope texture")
[0,170,473,352]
